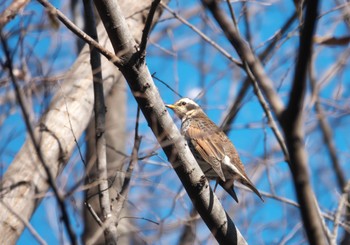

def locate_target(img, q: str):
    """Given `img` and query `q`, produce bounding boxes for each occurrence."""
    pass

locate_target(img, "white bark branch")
[94,0,247,244]
[0,1,157,243]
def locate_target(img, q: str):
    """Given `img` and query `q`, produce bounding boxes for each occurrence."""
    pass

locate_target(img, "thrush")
[166,98,263,202]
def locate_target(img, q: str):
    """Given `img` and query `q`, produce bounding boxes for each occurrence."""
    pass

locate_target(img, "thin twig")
[258,190,350,232]
[120,216,160,225]
[244,62,289,162]
[1,200,47,245]
[309,54,347,191]
[0,30,77,245]
[120,106,142,197]
[160,2,243,67]
[220,12,297,134]
[152,72,183,98]
[139,0,161,56]
[217,4,289,161]
[84,201,103,227]
[226,0,238,28]
[202,0,285,117]
[332,182,350,244]
[241,2,252,47]
[113,106,141,232]
[36,0,122,67]
[279,223,303,245]
[83,0,118,243]
[281,0,327,243]
[0,0,30,29]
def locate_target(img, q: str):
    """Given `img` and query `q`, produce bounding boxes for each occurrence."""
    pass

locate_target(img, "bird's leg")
[213,179,219,192]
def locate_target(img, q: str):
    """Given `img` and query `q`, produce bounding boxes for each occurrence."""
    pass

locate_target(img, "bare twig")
[0,0,30,29]
[245,63,289,161]
[139,0,161,56]
[202,0,284,118]
[36,0,122,67]
[110,105,142,226]
[112,106,142,234]
[226,0,238,29]
[309,54,347,192]
[332,182,350,244]
[220,12,297,134]
[84,201,103,227]
[160,2,243,67]
[203,0,327,244]
[259,190,350,230]
[94,0,247,243]
[152,72,183,98]
[241,2,252,46]
[212,1,289,161]
[83,0,118,243]
[279,223,303,245]
[120,106,142,198]
[0,31,77,245]
[0,200,47,245]
[280,0,327,243]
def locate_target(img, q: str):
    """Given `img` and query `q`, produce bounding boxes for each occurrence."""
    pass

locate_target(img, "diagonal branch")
[0,1,160,244]
[202,0,327,244]
[37,0,122,67]
[220,12,297,134]
[201,0,285,118]
[281,1,327,244]
[0,31,78,245]
[94,0,247,244]
[309,51,350,245]
[0,0,30,29]
[139,0,161,56]
[161,3,242,67]
[83,0,118,243]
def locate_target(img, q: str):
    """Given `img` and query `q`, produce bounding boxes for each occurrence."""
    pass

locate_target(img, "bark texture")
[0,1,156,244]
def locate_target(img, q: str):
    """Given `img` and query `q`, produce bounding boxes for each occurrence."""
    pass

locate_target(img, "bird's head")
[166,98,201,120]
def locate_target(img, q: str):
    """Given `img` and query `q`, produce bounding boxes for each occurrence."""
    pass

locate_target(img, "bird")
[166,98,263,202]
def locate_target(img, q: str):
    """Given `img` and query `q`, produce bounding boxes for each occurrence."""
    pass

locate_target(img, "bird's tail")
[219,181,239,203]
[219,178,264,202]
[243,179,264,202]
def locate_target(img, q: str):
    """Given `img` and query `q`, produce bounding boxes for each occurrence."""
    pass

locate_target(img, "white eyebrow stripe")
[178,98,198,106]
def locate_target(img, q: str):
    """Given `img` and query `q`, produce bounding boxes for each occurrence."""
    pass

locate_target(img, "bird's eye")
[181,101,187,106]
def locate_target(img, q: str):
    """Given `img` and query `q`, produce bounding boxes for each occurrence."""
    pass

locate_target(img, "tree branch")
[139,0,161,56]
[37,0,122,67]
[83,0,118,243]
[0,1,156,243]
[0,0,30,29]
[281,1,327,244]
[160,2,242,67]
[94,0,247,243]
[201,0,285,118]
[202,0,327,244]
[0,31,78,245]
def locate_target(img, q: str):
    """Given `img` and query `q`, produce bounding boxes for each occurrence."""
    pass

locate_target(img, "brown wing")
[185,113,264,201]
[219,131,248,178]
[186,115,226,181]
[219,131,264,201]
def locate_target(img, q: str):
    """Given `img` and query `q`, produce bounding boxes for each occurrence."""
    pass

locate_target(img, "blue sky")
[2,0,350,244]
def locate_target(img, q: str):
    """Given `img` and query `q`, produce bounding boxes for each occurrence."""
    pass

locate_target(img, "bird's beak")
[165,104,176,110]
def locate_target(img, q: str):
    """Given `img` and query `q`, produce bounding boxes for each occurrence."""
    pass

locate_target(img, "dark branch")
[0,30,78,245]
[139,0,161,57]
[94,0,246,243]
[37,0,122,67]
